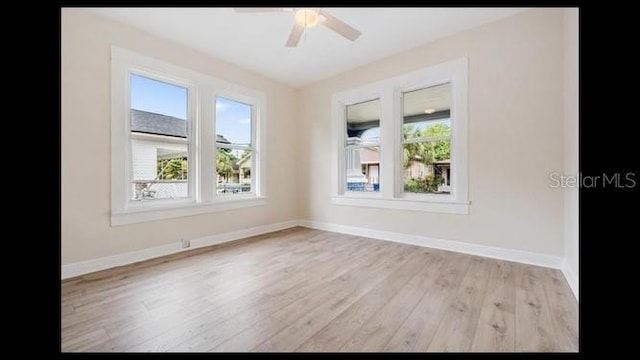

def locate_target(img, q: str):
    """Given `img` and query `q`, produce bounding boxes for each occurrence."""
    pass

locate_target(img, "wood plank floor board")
[122,234,388,351]
[117,235,374,351]
[541,268,578,352]
[212,316,290,352]
[165,239,411,352]
[296,249,444,352]
[515,265,559,351]
[382,251,472,352]
[63,228,327,311]
[426,256,493,352]
[249,248,433,352]
[470,260,516,352]
[63,229,340,350]
[338,249,453,352]
[62,229,342,337]
[62,228,322,305]
[61,227,578,352]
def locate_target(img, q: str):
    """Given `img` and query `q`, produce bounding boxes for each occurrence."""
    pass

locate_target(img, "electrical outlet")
[181,239,190,248]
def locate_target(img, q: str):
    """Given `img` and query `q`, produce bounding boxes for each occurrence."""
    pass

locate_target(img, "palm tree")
[216,148,236,181]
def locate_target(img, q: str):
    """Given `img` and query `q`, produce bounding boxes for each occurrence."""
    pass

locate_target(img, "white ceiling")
[88,7,527,88]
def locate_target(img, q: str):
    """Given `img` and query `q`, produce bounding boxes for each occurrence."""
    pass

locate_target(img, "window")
[402,83,451,195]
[345,99,380,193]
[215,97,255,196]
[331,57,468,214]
[130,74,191,201]
[111,47,266,226]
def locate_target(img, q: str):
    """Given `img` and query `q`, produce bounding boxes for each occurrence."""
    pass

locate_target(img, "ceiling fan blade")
[285,23,305,47]
[319,10,361,41]
[234,8,290,13]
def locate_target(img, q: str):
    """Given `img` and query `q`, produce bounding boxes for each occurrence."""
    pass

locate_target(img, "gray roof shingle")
[131,109,186,138]
[131,109,231,144]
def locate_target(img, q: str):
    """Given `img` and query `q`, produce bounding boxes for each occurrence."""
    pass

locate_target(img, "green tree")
[216,148,237,181]
[402,122,450,193]
[157,157,187,180]
[402,123,450,167]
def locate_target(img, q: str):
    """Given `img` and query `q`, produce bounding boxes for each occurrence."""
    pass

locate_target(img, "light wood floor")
[61,227,578,352]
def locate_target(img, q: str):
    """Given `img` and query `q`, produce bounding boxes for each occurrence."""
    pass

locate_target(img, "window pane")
[403,140,450,194]
[346,99,380,146]
[345,146,380,192]
[216,97,252,146]
[217,148,252,195]
[403,83,451,141]
[130,74,189,201]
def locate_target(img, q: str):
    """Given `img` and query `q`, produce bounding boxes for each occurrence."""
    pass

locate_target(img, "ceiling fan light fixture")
[294,8,319,28]
[234,7,361,47]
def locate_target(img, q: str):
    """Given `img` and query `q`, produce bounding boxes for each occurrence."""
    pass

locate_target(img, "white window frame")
[111,46,267,226]
[127,70,196,207]
[331,57,469,214]
[342,96,383,198]
[214,93,259,200]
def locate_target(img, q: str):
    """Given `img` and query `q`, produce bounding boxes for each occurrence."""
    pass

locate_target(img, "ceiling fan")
[234,8,362,47]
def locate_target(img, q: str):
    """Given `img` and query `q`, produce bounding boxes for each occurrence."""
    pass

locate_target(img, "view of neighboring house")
[347,146,379,191]
[130,109,250,199]
[218,150,252,194]
[358,146,380,190]
[130,109,189,200]
[236,153,252,184]
[404,157,451,193]
[346,136,450,194]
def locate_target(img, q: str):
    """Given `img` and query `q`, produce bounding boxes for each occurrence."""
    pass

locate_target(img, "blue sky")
[131,74,251,145]
[215,97,251,145]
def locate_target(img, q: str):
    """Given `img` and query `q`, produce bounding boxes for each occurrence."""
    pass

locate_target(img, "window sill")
[111,196,268,226]
[330,196,469,214]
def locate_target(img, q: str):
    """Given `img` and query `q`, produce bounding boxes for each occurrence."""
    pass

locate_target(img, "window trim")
[111,46,267,226]
[330,57,469,214]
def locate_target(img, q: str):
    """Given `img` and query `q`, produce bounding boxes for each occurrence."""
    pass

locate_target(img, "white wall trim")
[561,258,579,301]
[298,220,562,269]
[111,197,268,226]
[61,219,299,280]
[63,218,567,281]
[330,196,469,214]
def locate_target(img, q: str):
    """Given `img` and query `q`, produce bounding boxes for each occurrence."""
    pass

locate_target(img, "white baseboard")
[298,220,563,269]
[561,259,579,301]
[62,218,567,283]
[61,220,300,280]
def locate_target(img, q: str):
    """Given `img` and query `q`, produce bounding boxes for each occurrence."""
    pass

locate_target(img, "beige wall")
[296,9,566,256]
[61,9,298,264]
[563,8,579,294]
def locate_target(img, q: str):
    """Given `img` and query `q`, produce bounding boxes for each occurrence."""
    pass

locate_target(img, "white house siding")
[131,138,189,199]
[405,160,431,179]
[131,139,158,181]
